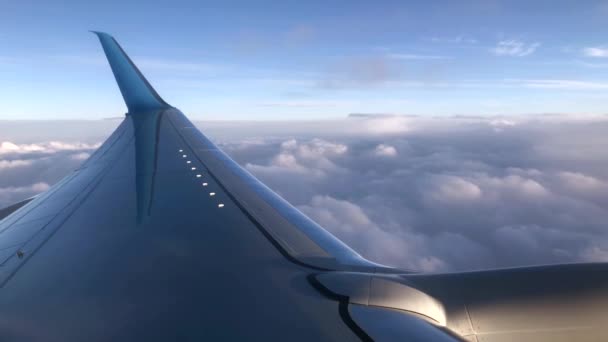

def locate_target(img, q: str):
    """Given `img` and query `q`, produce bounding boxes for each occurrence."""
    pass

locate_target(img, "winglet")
[91,31,170,114]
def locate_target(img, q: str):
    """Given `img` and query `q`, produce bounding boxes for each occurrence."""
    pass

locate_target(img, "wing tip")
[90,30,111,39]
[91,31,170,114]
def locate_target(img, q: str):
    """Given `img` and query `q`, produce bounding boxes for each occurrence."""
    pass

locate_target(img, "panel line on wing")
[0,119,137,287]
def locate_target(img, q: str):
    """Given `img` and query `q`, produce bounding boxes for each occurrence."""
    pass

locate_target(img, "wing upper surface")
[0,107,370,340]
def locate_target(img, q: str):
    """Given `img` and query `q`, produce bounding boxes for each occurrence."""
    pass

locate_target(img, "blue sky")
[2,0,608,120]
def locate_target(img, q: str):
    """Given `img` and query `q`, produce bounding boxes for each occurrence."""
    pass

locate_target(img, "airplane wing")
[0,32,606,341]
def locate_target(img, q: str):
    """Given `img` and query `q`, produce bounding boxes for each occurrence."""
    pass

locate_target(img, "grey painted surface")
[350,305,461,341]
[0,111,359,341]
[408,263,608,341]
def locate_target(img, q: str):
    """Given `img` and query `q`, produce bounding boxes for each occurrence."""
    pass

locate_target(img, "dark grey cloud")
[2,115,608,272]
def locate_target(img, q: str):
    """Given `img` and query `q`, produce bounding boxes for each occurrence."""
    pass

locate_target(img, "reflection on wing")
[133,109,163,223]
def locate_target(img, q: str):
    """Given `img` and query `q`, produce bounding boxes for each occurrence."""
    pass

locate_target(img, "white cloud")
[245,138,348,180]
[374,144,398,157]
[280,139,298,150]
[305,195,373,230]
[297,138,348,158]
[70,152,91,161]
[488,119,518,132]
[556,172,608,204]
[299,195,448,271]
[363,116,412,134]
[223,116,608,270]
[427,176,482,203]
[46,141,100,152]
[558,172,606,191]
[0,141,44,154]
[0,159,33,170]
[0,182,49,206]
[0,141,100,155]
[271,153,309,172]
[583,47,608,58]
[0,140,99,207]
[491,40,540,57]
[481,174,550,199]
[246,153,317,177]
[489,119,517,128]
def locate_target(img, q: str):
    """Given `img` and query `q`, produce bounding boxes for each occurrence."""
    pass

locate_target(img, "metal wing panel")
[0,120,133,287]
[403,263,608,341]
[166,109,388,271]
[0,110,365,340]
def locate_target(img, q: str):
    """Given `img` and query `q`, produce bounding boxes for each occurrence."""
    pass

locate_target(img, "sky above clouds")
[2,0,608,119]
[1,115,608,272]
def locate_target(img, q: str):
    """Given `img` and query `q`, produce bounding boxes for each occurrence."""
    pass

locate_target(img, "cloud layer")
[0,140,99,207]
[2,115,608,273]
[219,115,608,271]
